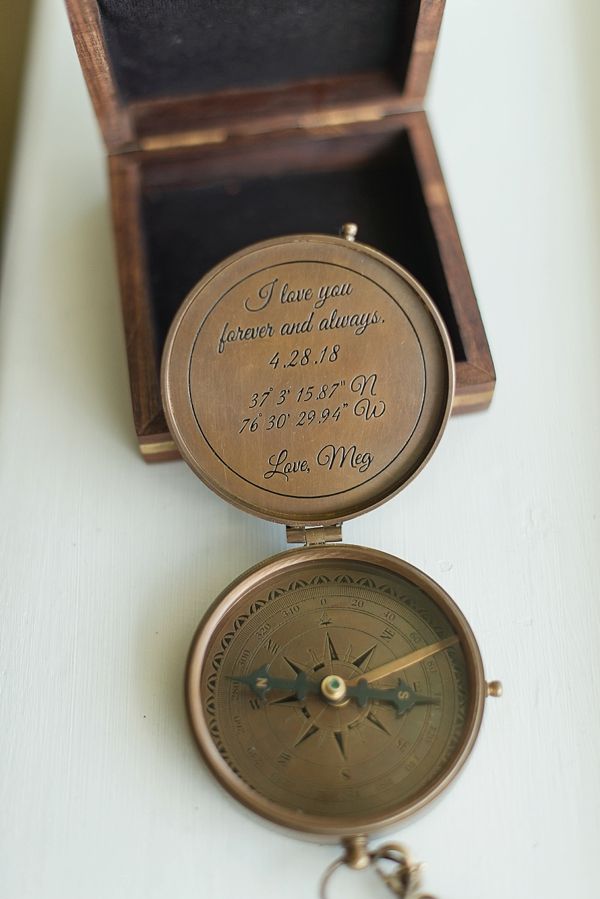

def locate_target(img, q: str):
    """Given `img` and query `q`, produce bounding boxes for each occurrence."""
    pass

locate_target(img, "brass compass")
[162,225,501,897]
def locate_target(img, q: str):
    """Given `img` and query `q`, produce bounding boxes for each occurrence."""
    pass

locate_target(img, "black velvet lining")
[140,132,465,364]
[98,0,420,102]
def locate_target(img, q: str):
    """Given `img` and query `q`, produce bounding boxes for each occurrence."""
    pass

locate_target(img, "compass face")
[187,546,485,837]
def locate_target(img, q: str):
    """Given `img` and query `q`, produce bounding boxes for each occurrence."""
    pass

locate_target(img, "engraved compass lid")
[161,227,454,527]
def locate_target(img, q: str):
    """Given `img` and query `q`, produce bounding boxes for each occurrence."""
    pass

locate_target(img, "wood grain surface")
[67,0,494,456]
[1,1,599,898]
[65,0,444,150]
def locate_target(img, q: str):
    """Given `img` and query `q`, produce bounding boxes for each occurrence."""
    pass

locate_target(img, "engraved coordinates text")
[264,444,374,482]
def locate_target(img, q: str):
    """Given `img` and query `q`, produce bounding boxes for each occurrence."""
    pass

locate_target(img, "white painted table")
[1,1,599,897]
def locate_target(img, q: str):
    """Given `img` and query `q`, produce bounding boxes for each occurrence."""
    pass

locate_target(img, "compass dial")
[187,546,485,838]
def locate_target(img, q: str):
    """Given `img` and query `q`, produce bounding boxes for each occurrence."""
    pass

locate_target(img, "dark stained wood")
[131,117,415,189]
[107,113,495,460]
[405,112,496,411]
[403,0,446,105]
[108,154,164,439]
[132,73,416,152]
[65,0,495,462]
[66,1,444,154]
[65,0,133,151]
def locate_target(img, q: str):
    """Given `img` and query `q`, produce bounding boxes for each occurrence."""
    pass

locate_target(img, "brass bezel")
[186,544,486,841]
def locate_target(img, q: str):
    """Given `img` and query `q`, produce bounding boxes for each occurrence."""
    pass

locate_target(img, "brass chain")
[319,839,437,898]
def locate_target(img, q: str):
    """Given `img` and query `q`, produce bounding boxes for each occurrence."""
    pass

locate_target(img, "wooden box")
[66,0,495,462]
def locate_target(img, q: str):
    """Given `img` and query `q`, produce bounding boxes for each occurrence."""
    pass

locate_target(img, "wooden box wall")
[66,0,495,462]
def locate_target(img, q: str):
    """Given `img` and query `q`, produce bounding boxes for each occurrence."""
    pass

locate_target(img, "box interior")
[139,127,466,366]
[97,0,421,103]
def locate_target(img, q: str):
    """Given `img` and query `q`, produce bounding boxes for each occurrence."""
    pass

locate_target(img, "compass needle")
[163,226,497,896]
[346,635,460,687]
[203,562,483,834]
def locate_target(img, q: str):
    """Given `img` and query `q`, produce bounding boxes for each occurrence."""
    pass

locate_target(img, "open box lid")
[161,230,454,528]
[66,0,446,153]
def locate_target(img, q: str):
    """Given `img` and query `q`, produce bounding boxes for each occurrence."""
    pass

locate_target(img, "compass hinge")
[286,525,343,546]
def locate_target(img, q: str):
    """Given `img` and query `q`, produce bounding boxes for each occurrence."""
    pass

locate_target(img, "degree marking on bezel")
[203,572,461,792]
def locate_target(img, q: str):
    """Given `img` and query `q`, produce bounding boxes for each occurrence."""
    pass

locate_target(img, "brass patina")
[162,227,500,897]
[187,547,485,836]
[162,230,453,526]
